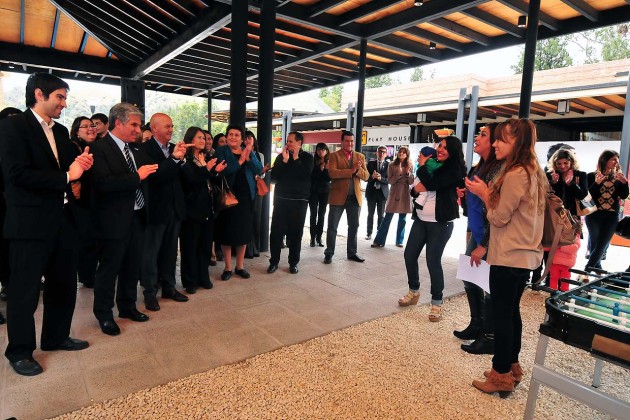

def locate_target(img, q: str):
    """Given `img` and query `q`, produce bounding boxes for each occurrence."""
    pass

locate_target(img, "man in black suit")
[141,113,188,311]
[364,145,390,240]
[90,103,163,336]
[0,73,93,376]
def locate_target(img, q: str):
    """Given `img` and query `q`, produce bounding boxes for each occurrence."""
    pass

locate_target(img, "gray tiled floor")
[1,205,627,419]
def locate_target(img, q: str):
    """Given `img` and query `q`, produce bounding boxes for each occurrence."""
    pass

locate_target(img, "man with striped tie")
[89,103,160,336]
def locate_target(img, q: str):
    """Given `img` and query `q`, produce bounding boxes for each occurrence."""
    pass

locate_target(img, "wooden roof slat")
[372,34,440,62]
[496,0,560,31]
[593,95,625,111]
[430,17,490,46]
[558,0,599,22]
[570,98,606,113]
[459,7,525,38]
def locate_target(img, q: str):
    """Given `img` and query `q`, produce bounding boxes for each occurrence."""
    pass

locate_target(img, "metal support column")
[620,73,630,176]
[229,1,248,127]
[465,86,480,168]
[346,103,354,132]
[256,0,276,253]
[455,88,467,140]
[519,0,541,118]
[355,38,367,151]
[207,90,212,132]
[281,110,292,144]
[120,78,145,115]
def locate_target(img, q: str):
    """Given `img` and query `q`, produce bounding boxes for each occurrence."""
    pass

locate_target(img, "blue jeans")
[403,219,453,304]
[373,213,407,246]
[490,265,529,374]
[584,210,618,271]
[325,196,360,258]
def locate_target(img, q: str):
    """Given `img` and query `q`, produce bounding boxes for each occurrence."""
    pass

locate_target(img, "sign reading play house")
[362,126,411,145]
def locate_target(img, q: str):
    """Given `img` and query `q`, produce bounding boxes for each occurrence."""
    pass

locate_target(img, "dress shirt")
[31,109,68,203]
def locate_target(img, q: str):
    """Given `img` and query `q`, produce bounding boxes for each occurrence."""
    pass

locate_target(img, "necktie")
[123,144,145,209]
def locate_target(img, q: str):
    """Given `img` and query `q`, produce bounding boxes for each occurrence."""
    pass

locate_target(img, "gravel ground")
[53,290,628,419]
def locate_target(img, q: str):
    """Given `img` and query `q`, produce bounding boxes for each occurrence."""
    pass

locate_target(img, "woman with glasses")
[371,146,414,248]
[69,116,99,288]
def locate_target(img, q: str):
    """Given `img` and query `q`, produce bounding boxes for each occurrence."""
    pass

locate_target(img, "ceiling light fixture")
[414,1,424,6]
[429,42,436,50]
[517,15,527,28]
[8,63,15,69]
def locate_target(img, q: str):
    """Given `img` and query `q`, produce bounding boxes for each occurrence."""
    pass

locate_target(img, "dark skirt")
[215,166,254,247]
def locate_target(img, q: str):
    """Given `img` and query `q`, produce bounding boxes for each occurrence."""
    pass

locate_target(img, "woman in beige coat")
[371,146,414,247]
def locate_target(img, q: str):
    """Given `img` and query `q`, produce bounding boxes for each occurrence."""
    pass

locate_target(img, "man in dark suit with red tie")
[0,73,93,376]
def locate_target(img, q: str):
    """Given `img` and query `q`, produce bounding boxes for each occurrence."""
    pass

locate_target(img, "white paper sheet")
[456,254,490,293]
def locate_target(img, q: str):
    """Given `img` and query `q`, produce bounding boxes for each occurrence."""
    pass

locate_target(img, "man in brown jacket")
[324,131,369,264]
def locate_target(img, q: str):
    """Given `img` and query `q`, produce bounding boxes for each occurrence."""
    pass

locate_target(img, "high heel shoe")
[398,291,419,306]
[472,368,515,398]
[484,362,522,386]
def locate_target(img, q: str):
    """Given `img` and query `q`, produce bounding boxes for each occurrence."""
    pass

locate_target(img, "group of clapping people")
[0,73,277,377]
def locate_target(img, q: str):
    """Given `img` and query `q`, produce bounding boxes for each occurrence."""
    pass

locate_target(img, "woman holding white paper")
[454,123,502,355]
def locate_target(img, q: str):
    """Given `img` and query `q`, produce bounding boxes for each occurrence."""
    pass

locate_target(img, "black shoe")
[317,240,324,247]
[245,254,254,259]
[370,243,383,248]
[254,253,260,257]
[324,255,332,264]
[80,282,94,288]
[348,254,365,263]
[234,268,251,279]
[185,287,197,294]
[453,324,481,340]
[0,311,5,325]
[365,234,371,240]
[41,337,89,351]
[144,295,160,311]
[461,335,494,355]
[99,319,121,336]
[200,280,213,289]
[209,260,217,266]
[10,358,43,376]
[221,270,232,281]
[310,239,315,247]
[162,289,189,302]
[119,309,149,322]
[267,264,278,274]
[290,265,299,274]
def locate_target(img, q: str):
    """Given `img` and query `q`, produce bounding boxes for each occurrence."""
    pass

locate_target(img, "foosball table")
[524,272,630,419]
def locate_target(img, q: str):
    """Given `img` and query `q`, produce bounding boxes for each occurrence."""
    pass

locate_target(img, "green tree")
[365,73,395,89]
[410,67,424,82]
[511,37,573,74]
[319,84,343,111]
[166,100,209,140]
[597,25,630,61]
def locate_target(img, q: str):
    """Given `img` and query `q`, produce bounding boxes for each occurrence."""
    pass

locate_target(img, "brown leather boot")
[484,362,523,386]
[473,368,515,398]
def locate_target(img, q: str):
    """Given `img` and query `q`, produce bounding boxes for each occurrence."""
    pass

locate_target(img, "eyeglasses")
[378,150,387,154]
[79,124,96,129]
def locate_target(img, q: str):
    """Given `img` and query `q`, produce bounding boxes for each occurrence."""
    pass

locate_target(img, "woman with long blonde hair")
[466,118,546,398]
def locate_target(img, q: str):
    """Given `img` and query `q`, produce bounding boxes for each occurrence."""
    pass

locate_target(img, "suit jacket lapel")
[105,135,131,171]
[26,110,59,168]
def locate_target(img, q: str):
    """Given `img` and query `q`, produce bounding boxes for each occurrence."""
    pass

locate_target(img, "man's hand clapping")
[67,146,94,181]
[137,164,158,180]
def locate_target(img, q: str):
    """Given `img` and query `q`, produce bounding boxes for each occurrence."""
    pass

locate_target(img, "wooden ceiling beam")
[248,13,335,45]
[593,96,625,111]
[132,5,232,78]
[570,98,605,113]
[371,35,440,62]
[558,0,599,23]
[496,0,560,31]
[338,1,396,27]
[308,0,346,18]
[363,0,487,39]
[431,18,490,46]
[402,27,465,52]
[460,8,525,38]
